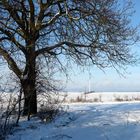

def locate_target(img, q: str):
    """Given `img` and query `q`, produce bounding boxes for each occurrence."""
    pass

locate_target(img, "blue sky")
[65,0,140,92]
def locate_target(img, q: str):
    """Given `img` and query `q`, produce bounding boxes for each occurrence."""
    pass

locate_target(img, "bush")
[0,93,20,140]
[115,97,124,102]
[38,104,60,123]
[93,98,99,102]
[37,93,65,123]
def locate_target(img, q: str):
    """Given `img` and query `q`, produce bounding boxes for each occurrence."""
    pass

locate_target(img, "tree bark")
[22,79,37,115]
[21,49,37,116]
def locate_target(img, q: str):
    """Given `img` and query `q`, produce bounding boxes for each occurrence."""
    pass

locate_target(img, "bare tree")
[0,0,138,115]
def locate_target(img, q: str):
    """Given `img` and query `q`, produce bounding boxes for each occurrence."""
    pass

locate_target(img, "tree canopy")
[0,0,138,115]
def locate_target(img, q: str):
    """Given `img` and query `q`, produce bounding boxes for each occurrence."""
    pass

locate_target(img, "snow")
[7,102,140,140]
[62,92,140,103]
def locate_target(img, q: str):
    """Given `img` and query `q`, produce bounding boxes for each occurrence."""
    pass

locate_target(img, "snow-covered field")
[7,102,140,140]
[1,92,140,140]
[62,92,140,103]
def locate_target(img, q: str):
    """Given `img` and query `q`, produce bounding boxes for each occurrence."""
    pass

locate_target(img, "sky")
[64,0,140,92]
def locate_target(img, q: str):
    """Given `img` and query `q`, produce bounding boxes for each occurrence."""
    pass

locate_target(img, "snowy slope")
[7,102,140,140]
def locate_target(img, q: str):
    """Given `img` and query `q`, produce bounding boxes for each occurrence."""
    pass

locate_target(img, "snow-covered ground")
[7,102,140,140]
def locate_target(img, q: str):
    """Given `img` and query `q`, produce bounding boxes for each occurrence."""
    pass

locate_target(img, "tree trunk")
[21,50,37,116]
[22,80,37,115]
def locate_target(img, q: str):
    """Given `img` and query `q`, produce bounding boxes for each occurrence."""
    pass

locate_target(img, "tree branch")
[0,28,26,54]
[28,0,35,32]
[38,1,65,30]
[1,1,27,36]
[0,47,22,78]
[35,41,91,56]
